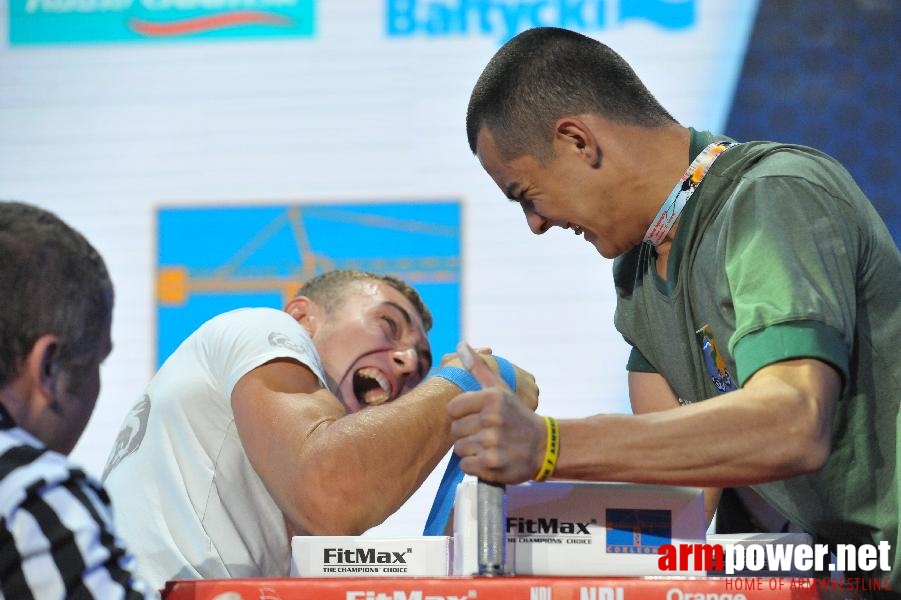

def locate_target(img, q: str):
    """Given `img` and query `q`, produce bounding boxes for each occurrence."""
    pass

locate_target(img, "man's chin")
[588,239,612,258]
[588,236,622,259]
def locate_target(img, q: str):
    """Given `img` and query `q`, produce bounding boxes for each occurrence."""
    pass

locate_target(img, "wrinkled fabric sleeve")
[723,173,856,385]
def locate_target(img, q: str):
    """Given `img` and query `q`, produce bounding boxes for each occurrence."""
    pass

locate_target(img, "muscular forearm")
[556,374,833,487]
[289,377,461,534]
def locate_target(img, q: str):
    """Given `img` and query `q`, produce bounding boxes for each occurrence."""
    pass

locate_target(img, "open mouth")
[352,367,392,406]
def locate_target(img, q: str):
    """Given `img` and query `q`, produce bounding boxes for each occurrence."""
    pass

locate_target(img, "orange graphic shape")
[129,11,293,37]
[158,267,188,306]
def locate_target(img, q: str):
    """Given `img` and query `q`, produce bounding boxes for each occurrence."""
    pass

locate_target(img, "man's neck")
[578,118,692,253]
[633,124,692,254]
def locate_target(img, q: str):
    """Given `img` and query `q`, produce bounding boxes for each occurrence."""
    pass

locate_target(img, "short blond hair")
[297,270,432,332]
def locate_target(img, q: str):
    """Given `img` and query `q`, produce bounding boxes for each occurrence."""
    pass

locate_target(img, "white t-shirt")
[103,308,327,590]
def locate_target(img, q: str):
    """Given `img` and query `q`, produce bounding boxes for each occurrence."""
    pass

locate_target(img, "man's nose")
[525,210,551,235]
[392,347,417,375]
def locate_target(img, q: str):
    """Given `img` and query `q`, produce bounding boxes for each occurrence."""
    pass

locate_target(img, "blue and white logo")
[386,0,696,43]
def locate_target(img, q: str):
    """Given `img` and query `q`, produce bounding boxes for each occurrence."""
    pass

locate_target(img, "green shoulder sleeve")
[722,159,858,385]
[733,320,848,384]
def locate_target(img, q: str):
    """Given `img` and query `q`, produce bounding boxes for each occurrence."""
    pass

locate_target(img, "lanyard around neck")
[643,140,738,247]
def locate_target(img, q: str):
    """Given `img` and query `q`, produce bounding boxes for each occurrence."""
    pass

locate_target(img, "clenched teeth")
[353,367,391,405]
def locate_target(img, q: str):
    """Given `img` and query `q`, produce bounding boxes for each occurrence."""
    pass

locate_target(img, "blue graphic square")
[605,508,672,554]
[156,201,460,369]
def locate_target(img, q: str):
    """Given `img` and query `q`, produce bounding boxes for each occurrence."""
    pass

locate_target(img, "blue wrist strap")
[430,366,480,392]
[423,453,465,535]
[423,354,517,535]
[493,355,516,391]
[429,356,517,393]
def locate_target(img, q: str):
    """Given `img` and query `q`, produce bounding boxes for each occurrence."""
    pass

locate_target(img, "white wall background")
[0,0,758,537]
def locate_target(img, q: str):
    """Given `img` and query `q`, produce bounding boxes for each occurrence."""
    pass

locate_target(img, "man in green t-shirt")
[447,26,900,590]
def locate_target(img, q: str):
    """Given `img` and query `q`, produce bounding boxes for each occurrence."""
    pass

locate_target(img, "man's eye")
[381,316,399,337]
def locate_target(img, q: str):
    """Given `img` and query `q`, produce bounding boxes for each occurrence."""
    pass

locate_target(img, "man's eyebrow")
[384,301,413,326]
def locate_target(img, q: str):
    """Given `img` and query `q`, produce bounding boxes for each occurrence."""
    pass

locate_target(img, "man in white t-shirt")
[103,270,537,590]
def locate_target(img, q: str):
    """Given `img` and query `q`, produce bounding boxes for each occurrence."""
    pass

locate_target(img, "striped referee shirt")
[0,403,154,599]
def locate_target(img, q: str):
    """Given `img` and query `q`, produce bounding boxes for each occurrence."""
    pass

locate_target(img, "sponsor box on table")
[291,536,451,577]
[452,480,707,576]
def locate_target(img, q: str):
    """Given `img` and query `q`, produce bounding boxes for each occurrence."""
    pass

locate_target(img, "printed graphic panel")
[605,508,672,554]
[385,0,698,42]
[157,201,460,369]
[9,0,315,44]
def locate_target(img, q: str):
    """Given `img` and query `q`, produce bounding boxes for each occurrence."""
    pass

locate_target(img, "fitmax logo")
[386,0,696,43]
[507,517,592,535]
[324,547,412,565]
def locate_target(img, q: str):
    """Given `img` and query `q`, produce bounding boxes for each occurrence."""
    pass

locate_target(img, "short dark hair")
[0,202,114,388]
[297,270,433,332]
[466,27,677,159]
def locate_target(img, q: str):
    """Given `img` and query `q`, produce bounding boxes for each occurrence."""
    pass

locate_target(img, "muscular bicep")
[231,358,344,529]
[742,357,841,469]
[628,371,680,414]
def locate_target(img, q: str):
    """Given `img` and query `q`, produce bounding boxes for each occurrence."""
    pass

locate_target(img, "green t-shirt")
[613,129,901,582]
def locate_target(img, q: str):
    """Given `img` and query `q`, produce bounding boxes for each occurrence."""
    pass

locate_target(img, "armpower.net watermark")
[658,541,893,593]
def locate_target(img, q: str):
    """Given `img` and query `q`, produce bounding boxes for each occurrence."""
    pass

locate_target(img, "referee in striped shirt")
[0,202,153,599]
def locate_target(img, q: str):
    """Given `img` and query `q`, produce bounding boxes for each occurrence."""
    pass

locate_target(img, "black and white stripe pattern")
[0,408,154,599]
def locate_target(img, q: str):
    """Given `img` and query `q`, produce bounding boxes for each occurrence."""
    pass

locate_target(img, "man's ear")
[554,117,602,168]
[284,296,322,336]
[24,334,64,415]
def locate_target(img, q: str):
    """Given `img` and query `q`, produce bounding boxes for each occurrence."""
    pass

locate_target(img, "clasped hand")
[445,341,544,483]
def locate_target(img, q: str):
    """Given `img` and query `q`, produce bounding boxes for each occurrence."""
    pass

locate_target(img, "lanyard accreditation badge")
[644,140,741,395]
[643,140,739,247]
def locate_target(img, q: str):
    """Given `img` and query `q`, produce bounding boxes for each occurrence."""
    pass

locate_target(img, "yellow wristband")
[533,416,559,482]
